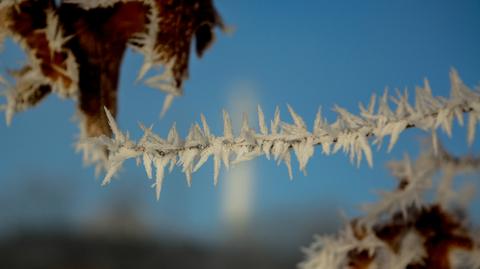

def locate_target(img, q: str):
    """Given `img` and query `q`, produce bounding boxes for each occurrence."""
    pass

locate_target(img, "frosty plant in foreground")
[300,145,480,269]
[91,70,480,199]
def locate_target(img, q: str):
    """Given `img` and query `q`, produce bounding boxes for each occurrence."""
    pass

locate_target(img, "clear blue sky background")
[1,0,479,249]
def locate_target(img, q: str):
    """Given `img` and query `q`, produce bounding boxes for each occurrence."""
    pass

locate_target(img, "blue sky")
[1,0,479,247]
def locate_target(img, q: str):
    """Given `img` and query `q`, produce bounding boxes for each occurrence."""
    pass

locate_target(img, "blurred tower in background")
[221,81,258,240]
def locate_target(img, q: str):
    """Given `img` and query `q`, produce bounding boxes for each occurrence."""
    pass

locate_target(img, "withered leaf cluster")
[1,0,224,137]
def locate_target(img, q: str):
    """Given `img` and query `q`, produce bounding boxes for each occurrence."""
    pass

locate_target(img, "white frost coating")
[44,9,71,53]
[299,235,351,269]
[1,66,49,125]
[127,0,183,116]
[299,224,386,269]
[62,0,136,10]
[300,147,480,269]
[381,231,426,269]
[362,143,480,227]
[131,0,160,83]
[78,0,196,113]
[359,153,432,226]
[42,9,78,98]
[0,4,79,124]
[75,113,109,176]
[90,71,480,198]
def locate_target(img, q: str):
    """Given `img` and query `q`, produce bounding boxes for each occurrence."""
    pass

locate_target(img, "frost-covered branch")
[91,70,480,199]
[299,147,480,269]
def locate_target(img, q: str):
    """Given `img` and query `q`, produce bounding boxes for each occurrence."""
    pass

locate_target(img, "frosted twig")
[91,70,480,199]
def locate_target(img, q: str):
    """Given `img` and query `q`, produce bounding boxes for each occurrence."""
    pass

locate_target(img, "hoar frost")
[89,70,480,199]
